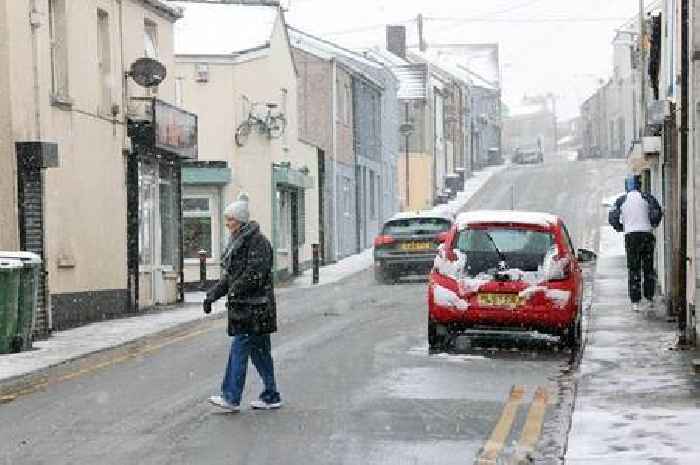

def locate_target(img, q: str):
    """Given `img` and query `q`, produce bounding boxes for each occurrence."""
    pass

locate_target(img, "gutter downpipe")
[679,0,690,343]
[353,77,361,254]
[29,0,51,331]
[331,58,339,261]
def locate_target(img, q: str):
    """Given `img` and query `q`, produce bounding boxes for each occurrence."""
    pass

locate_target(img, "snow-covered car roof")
[385,210,454,223]
[456,210,559,229]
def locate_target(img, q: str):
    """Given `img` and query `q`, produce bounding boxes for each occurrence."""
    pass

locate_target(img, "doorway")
[137,158,180,307]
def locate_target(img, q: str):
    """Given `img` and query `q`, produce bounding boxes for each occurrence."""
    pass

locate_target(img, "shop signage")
[153,99,198,159]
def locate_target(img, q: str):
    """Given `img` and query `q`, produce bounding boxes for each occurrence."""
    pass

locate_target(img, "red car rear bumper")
[428,286,578,333]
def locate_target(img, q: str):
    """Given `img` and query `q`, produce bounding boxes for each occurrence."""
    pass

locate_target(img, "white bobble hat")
[224,192,250,223]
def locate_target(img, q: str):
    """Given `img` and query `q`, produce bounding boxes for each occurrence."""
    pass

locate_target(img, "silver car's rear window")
[383,218,452,236]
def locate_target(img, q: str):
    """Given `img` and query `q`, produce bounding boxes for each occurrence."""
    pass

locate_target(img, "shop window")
[183,196,213,259]
[159,164,178,268]
[138,161,157,267]
[277,189,291,252]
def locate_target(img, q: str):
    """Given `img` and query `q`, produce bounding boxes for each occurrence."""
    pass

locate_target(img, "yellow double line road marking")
[517,386,550,457]
[476,385,550,465]
[477,385,526,465]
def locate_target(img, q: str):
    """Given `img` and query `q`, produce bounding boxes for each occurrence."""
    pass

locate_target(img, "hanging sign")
[153,99,198,159]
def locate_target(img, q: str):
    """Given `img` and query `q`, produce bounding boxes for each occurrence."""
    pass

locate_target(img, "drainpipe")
[678,0,689,343]
[353,78,361,254]
[29,0,41,140]
[118,0,128,149]
[28,0,52,331]
[433,91,438,202]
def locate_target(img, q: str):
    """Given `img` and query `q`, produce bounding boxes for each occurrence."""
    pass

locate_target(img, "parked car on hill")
[373,211,454,284]
[427,210,596,351]
[512,147,543,164]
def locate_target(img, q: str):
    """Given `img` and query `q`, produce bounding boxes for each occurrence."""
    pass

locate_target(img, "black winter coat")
[206,222,277,336]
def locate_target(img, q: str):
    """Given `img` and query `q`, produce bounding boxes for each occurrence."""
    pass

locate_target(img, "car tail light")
[374,235,396,247]
[546,258,571,281]
[436,231,449,243]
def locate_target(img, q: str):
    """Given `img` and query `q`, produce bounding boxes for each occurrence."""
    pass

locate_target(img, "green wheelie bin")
[0,252,41,351]
[0,259,22,354]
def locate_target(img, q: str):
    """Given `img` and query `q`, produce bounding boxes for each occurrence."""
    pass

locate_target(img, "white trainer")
[250,399,282,410]
[209,395,240,412]
[631,302,640,312]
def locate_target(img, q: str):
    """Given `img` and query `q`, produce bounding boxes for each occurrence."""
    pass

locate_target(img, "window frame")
[183,194,216,262]
[49,0,71,103]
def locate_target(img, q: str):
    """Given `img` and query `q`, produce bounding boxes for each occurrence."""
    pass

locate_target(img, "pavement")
[565,226,700,465]
[0,164,508,386]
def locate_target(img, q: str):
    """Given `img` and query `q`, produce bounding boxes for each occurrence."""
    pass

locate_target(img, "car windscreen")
[383,218,452,236]
[456,227,555,274]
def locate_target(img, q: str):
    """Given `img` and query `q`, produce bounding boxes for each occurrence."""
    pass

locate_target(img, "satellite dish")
[129,58,167,88]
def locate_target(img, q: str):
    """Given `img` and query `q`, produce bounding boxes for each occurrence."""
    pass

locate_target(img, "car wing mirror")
[577,248,597,263]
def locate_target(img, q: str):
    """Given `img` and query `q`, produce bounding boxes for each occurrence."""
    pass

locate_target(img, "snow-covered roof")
[392,64,429,100]
[407,50,473,86]
[362,47,429,99]
[287,26,385,89]
[288,27,381,70]
[142,0,183,21]
[364,47,411,67]
[456,210,559,229]
[412,44,500,91]
[173,2,277,55]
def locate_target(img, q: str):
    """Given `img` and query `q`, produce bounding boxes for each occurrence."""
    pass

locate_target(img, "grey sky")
[173,0,649,120]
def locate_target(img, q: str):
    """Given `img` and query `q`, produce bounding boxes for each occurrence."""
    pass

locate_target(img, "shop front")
[127,99,197,310]
[272,163,314,280]
[181,161,232,288]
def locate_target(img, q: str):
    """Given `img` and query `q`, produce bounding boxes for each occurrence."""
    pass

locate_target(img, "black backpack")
[608,195,625,232]
[642,193,663,227]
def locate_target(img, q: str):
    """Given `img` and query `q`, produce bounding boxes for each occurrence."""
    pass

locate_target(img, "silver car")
[373,211,453,284]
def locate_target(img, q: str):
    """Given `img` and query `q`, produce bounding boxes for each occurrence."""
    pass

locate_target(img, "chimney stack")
[386,25,406,59]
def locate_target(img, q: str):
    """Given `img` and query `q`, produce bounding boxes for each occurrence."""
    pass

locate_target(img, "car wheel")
[374,267,394,285]
[428,321,448,352]
[561,312,582,350]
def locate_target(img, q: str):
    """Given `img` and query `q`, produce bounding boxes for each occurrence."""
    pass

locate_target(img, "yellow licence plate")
[478,293,524,308]
[401,242,432,251]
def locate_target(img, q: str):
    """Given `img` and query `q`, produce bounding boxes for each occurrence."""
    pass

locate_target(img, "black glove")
[203,298,213,315]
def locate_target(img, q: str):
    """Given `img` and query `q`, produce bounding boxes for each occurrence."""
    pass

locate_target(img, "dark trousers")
[624,232,656,303]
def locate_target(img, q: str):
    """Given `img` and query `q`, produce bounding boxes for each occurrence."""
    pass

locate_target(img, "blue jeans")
[222,334,280,405]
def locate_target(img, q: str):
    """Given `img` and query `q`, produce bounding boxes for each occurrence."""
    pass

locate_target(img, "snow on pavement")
[564,226,700,465]
[0,301,226,383]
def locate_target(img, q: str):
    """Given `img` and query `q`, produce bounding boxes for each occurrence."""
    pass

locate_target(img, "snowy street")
[0,158,647,465]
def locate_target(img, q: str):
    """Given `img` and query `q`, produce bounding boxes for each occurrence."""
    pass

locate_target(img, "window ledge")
[51,94,74,109]
[277,249,289,256]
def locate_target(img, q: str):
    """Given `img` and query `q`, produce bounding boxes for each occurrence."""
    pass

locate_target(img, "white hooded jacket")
[620,190,653,234]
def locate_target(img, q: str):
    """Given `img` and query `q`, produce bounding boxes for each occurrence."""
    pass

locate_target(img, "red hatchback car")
[427,210,595,351]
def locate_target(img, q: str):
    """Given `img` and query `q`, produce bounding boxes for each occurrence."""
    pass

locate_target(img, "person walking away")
[203,194,281,412]
[608,175,663,312]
